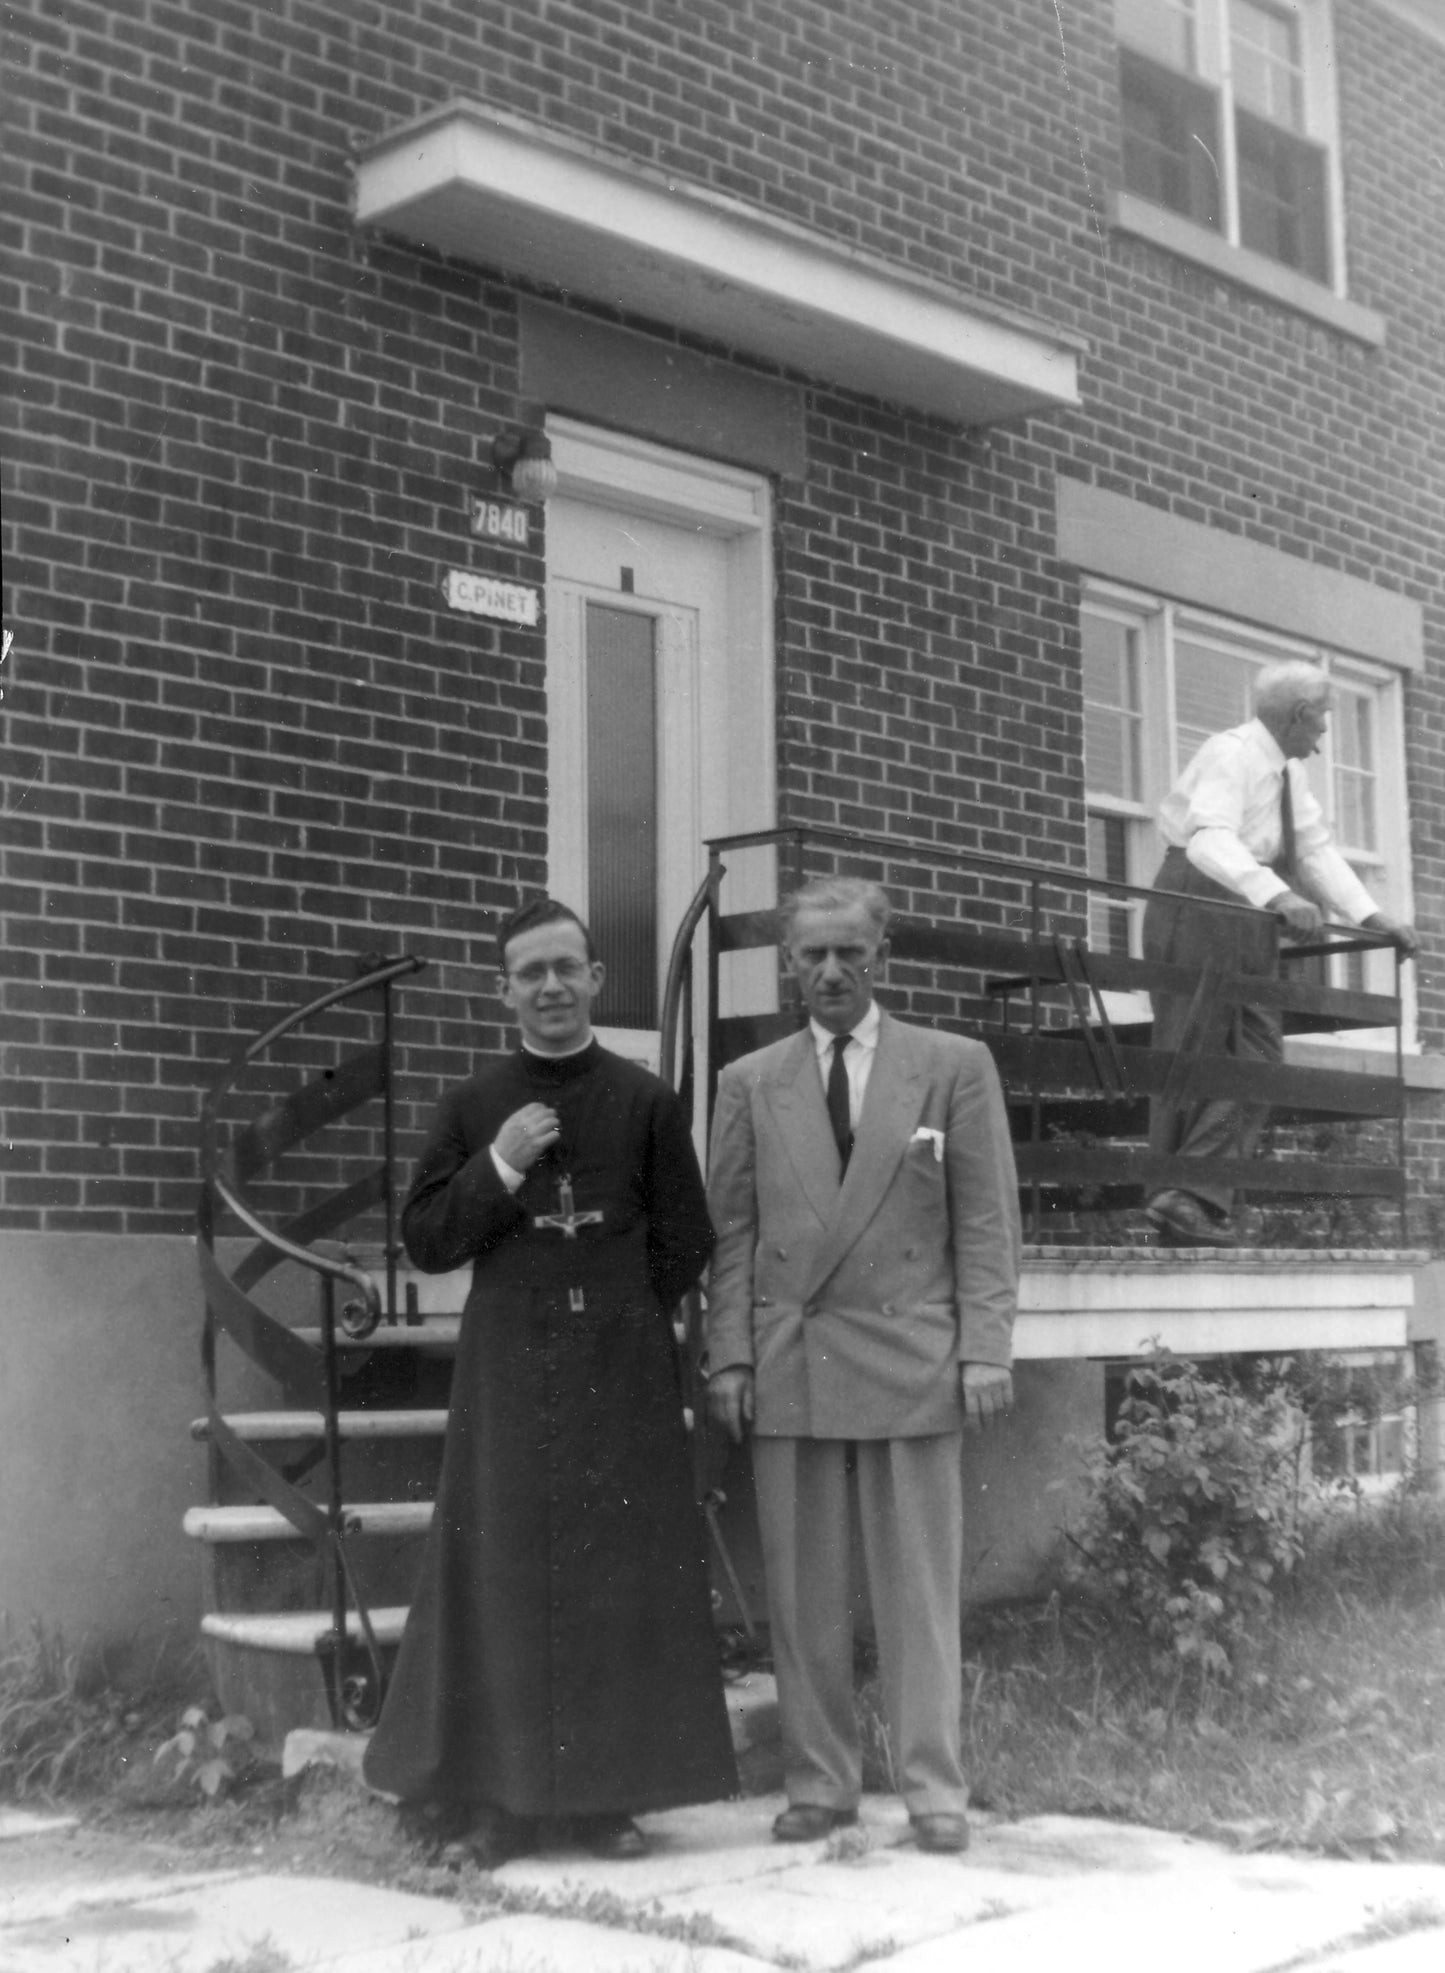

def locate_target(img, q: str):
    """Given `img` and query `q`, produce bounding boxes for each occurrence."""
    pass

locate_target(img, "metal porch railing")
[195,952,426,1727]
[657,826,1407,1246]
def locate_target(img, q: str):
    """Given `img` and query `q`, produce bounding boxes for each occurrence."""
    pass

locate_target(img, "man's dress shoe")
[772,1803,859,1842]
[911,1811,970,1853]
[1146,1189,1236,1247]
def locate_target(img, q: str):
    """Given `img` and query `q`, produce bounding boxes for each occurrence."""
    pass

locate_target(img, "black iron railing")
[196,953,426,1726]
[657,826,1406,1245]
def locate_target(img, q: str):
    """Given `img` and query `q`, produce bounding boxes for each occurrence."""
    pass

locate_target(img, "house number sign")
[470,498,530,546]
[444,569,540,627]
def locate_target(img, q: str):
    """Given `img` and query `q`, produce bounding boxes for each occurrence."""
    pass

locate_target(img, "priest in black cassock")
[363,898,737,1862]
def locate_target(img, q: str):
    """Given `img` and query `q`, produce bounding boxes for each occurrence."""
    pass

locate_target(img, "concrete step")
[200,1606,410,1655]
[190,1409,449,1442]
[184,1501,433,1543]
[292,1317,461,1349]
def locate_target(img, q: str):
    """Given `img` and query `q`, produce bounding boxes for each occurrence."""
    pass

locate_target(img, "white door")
[544,420,776,1075]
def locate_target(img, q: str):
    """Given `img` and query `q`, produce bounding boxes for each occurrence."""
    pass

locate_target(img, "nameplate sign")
[444,570,540,627]
[470,498,531,546]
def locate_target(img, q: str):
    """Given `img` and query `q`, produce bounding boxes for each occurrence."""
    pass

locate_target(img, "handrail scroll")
[196,953,426,1728]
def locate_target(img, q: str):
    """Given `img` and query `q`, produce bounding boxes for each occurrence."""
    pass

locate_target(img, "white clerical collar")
[521,1035,595,1060]
[809,999,882,1056]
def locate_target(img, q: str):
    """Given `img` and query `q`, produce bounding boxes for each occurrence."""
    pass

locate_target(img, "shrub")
[1064,1349,1308,1684]
[154,1705,256,1799]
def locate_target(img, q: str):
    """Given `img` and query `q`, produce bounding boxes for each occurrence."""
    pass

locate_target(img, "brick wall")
[3,0,1441,1233]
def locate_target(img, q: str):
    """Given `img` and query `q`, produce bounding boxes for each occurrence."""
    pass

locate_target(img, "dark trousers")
[1143,848,1282,1216]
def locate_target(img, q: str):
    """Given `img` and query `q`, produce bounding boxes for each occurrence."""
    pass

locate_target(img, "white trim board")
[368,1251,1415,1362]
[354,102,1081,427]
[1057,480,1424,670]
[1015,1251,1417,1360]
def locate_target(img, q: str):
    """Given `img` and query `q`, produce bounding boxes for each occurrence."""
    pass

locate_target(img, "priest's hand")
[493,1103,561,1172]
[707,1366,755,1443]
[1270,889,1323,938]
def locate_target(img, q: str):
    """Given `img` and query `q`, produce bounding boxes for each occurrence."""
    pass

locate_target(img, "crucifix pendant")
[533,1172,604,1314]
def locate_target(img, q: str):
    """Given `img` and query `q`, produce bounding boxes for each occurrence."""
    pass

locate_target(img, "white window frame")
[1114,0,1348,297]
[1080,578,1417,1051]
[544,418,778,1105]
[1306,1349,1416,1498]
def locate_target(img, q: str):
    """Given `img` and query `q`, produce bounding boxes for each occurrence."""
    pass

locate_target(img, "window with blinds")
[1079,581,1410,1018]
[1082,611,1147,954]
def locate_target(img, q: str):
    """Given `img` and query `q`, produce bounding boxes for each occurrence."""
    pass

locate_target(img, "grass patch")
[0,1612,256,1825]
[0,1616,193,1802]
[859,1485,1445,1861]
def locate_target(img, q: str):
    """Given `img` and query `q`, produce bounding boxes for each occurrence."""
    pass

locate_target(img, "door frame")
[543,417,777,1065]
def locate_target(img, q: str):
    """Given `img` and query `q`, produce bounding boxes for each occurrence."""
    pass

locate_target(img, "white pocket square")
[911,1126,944,1161]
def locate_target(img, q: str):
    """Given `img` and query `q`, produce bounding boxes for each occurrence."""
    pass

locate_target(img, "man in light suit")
[706,877,1020,1854]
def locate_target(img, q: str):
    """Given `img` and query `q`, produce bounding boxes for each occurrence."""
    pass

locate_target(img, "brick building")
[3,0,1443,1665]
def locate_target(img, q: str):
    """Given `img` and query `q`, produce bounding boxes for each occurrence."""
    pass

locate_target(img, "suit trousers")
[1144,848,1283,1216]
[752,1433,967,1816]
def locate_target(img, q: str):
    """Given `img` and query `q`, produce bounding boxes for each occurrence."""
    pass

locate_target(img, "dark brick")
[3,0,1441,1227]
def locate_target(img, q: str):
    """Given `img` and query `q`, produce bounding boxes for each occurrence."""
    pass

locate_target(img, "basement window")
[1307,1351,1415,1494]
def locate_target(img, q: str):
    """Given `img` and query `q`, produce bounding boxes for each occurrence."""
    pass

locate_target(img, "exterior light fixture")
[491,427,558,504]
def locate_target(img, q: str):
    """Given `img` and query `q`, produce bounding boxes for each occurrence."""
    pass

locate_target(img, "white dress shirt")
[1158,718,1377,922]
[809,998,882,1130]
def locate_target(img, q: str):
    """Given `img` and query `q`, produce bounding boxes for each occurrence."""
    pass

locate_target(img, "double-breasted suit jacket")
[705,1011,1020,1438]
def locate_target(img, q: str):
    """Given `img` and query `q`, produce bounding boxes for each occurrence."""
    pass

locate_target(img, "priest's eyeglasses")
[508,958,593,987]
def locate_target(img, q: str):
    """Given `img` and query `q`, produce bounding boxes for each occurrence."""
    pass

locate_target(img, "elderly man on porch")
[1144,658,1417,1248]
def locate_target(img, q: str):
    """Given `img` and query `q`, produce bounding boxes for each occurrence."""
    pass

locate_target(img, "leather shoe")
[578,1813,648,1859]
[460,1806,539,1868]
[912,1811,970,1854]
[772,1803,859,1842]
[1146,1189,1236,1247]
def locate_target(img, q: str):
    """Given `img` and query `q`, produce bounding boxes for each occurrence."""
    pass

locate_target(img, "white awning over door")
[354,102,1081,428]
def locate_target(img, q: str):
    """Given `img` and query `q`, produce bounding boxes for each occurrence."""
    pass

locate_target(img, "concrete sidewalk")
[4,1795,1443,1973]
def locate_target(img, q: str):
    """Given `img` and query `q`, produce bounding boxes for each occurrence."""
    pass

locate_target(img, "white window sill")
[1285,1037,1440,1091]
[1109,192,1386,348]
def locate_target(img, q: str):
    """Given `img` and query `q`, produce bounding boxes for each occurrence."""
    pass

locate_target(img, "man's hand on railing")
[1270,889,1324,939]
[1363,912,1419,960]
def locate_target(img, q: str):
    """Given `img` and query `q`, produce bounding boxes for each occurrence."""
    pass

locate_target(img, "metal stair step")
[184,1502,433,1543]
[190,1409,450,1443]
[200,1607,410,1655]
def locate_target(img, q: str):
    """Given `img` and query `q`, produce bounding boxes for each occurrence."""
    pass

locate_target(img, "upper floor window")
[1079,582,1413,1039]
[1116,0,1337,284]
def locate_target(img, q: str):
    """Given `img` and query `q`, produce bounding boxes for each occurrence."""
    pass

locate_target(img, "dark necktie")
[1277,764,1299,890]
[827,1034,853,1174]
